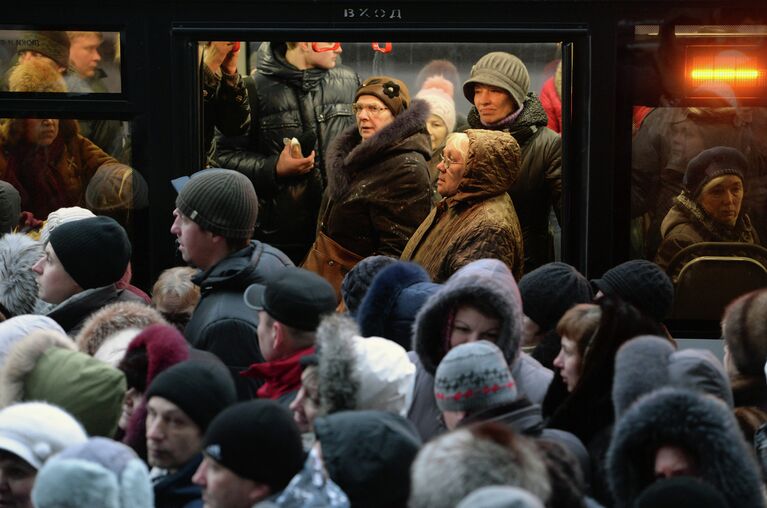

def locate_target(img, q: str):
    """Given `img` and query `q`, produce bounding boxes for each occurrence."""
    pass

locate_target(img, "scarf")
[241,347,316,400]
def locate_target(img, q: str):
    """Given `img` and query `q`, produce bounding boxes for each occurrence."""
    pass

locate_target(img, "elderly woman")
[415,76,456,202]
[304,76,432,298]
[655,146,760,279]
[400,129,524,282]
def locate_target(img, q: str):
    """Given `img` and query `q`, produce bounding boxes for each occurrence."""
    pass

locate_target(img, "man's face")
[146,396,203,471]
[170,208,217,270]
[257,310,277,362]
[69,34,102,78]
[193,456,266,508]
[473,83,516,124]
[31,243,82,304]
[303,42,341,70]
[0,450,36,508]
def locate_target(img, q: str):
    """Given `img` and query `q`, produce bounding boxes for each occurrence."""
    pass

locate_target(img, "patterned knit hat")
[683,146,747,198]
[591,259,673,322]
[416,77,457,132]
[463,52,530,109]
[434,341,517,413]
[355,76,410,116]
[175,169,258,240]
[39,206,95,245]
[15,31,70,69]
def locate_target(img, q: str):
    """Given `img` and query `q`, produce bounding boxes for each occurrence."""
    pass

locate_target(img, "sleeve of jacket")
[76,135,118,181]
[542,130,563,224]
[202,65,251,137]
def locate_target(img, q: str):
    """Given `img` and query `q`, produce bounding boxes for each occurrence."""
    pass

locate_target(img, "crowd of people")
[0,34,765,508]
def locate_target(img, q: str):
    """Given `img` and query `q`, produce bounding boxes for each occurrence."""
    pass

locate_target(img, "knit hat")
[415,60,461,96]
[48,216,131,290]
[39,206,96,245]
[592,259,674,322]
[355,76,410,116]
[416,77,457,132]
[0,181,20,234]
[456,486,545,508]
[463,52,530,109]
[434,341,518,413]
[634,475,728,508]
[175,168,258,240]
[86,163,150,212]
[244,267,337,331]
[341,255,397,316]
[0,402,87,470]
[145,360,236,432]
[683,146,747,198]
[32,437,153,508]
[722,288,767,377]
[519,262,593,332]
[16,31,71,69]
[203,400,304,490]
[118,324,190,393]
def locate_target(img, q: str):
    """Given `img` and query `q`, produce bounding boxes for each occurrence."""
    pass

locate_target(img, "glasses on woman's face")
[440,153,459,170]
[311,42,341,52]
[352,103,389,116]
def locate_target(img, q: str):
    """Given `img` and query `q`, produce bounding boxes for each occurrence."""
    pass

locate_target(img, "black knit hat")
[635,477,728,508]
[683,146,747,198]
[145,360,237,432]
[592,260,674,323]
[175,169,258,240]
[16,31,70,69]
[341,255,397,316]
[519,262,593,332]
[203,400,304,490]
[49,216,131,289]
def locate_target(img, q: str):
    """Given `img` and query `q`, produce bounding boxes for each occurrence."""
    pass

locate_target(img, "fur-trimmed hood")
[413,258,523,375]
[74,300,166,356]
[325,99,431,200]
[607,387,765,508]
[0,315,65,370]
[0,233,42,318]
[316,314,415,417]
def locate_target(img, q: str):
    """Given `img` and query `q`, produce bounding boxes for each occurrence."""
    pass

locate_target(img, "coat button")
[328,260,335,266]
[318,114,324,121]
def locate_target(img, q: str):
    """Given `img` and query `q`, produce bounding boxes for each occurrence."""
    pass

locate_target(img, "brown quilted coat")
[401,129,525,282]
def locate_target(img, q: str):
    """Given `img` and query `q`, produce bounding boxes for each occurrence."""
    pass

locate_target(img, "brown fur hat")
[8,58,67,93]
[75,301,167,356]
[722,288,767,377]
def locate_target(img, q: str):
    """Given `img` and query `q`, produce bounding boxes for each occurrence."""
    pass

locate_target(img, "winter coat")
[153,454,203,508]
[215,42,359,264]
[467,93,562,272]
[201,64,250,166]
[607,388,766,508]
[401,129,524,282]
[0,232,42,317]
[183,240,293,399]
[654,192,760,280]
[0,119,117,219]
[319,99,432,259]
[46,284,145,337]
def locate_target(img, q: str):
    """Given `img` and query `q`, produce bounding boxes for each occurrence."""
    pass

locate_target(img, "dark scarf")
[241,346,316,400]
[4,138,69,219]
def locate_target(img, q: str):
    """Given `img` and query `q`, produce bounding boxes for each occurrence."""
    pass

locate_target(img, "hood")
[467,92,550,145]
[607,387,765,508]
[74,300,166,355]
[449,129,520,205]
[661,192,756,243]
[0,233,43,318]
[0,315,65,371]
[413,259,523,375]
[325,99,432,200]
[256,42,327,93]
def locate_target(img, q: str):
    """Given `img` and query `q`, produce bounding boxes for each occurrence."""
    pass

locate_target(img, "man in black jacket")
[171,169,292,399]
[215,41,359,264]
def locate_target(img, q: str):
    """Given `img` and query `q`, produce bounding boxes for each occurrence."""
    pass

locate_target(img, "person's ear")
[248,482,271,503]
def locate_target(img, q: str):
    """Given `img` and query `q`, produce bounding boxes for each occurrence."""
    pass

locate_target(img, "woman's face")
[24,118,59,146]
[0,450,36,508]
[355,95,394,140]
[449,305,501,349]
[553,336,581,392]
[697,175,744,226]
[289,367,320,432]
[437,143,467,198]
[426,114,448,151]
[118,387,144,430]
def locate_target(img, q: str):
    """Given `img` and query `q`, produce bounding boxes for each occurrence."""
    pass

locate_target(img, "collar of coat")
[257,42,327,93]
[467,92,549,145]
[672,192,755,243]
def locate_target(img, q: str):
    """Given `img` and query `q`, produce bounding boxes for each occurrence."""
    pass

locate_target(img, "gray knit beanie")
[16,31,70,69]
[175,169,257,240]
[434,341,518,413]
[463,52,530,109]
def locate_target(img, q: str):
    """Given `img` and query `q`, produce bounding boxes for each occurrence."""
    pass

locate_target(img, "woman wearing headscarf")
[400,129,524,282]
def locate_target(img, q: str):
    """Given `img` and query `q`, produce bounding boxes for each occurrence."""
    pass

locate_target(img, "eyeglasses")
[440,153,459,170]
[352,103,390,116]
[311,42,341,52]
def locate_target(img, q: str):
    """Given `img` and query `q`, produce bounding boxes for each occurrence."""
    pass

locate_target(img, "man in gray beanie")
[463,51,562,273]
[171,168,293,399]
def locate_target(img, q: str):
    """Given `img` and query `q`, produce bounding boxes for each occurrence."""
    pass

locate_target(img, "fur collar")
[316,314,360,415]
[74,300,166,355]
[671,192,756,242]
[325,99,431,200]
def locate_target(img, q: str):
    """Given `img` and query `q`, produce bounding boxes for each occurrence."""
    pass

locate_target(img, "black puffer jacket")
[215,42,359,264]
[467,92,562,273]
[184,240,293,399]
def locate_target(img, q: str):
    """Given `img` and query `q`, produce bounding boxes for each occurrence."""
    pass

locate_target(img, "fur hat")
[0,233,43,318]
[456,486,545,508]
[175,169,258,240]
[409,422,551,508]
[118,324,190,393]
[32,437,153,508]
[355,76,411,116]
[0,315,65,370]
[8,56,67,93]
[416,77,457,132]
[434,341,518,413]
[0,181,20,234]
[684,146,747,198]
[340,255,397,317]
[75,301,167,356]
[722,288,767,377]
[15,31,70,69]
[519,262,592,332]
[592,259,674,322]
[0,402,87,470]
[463,52,530,109]
[39,206,96,245]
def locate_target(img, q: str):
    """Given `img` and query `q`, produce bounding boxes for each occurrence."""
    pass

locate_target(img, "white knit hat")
[39,206,95,245]
[0,402,88,469]
[416,76,457,132]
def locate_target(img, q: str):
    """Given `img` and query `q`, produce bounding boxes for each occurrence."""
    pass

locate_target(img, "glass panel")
[0,30,122,93]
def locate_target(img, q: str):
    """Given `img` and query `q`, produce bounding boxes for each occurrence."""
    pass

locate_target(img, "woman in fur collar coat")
[317,76,432,262]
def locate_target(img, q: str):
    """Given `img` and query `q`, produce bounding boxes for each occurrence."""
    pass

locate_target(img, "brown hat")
[15,31,70,70]
[463,52,530,109]
[355,76,410,116]
[8,58,67,93]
